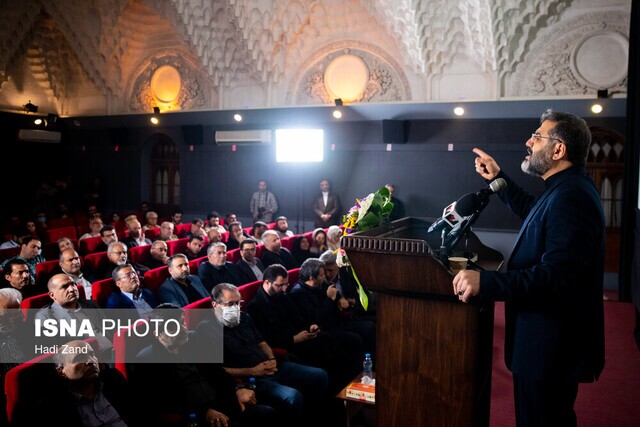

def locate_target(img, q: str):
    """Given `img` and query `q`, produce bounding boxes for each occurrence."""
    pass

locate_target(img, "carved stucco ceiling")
[0,0,630,115]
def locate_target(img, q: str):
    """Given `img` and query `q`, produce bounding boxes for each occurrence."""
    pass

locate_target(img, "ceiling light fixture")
[591,104,603,114]
[150,106,160,124]
[454,106,465,116]
[332,110,342,119]
[234,113,243,122]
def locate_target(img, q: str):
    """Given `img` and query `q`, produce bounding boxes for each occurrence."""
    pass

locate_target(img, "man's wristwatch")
[235,382,256,391]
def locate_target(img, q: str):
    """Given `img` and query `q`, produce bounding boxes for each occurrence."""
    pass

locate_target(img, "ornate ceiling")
[0,0,631,117]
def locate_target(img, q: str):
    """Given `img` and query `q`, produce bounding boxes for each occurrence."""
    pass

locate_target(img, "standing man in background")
[250,180,278,223]
[453,110,605,427]
[313,179,342,228]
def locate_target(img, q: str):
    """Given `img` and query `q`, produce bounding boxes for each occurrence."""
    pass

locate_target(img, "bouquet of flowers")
[337,187,394,311]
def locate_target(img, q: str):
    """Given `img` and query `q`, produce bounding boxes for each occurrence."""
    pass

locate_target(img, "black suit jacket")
[261,248,297,270]
[480,167,605,383]
[197,261,242,292]
[235,258,265,284]
[313,191,342,227]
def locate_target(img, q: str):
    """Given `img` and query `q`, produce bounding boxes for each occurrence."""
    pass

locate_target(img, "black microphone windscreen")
[455,193,478,216]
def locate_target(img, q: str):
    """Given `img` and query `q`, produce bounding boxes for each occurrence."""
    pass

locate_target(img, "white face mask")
[221,305,241,327]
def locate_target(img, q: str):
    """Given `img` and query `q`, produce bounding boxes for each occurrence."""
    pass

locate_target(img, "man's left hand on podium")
[453,270,480,303]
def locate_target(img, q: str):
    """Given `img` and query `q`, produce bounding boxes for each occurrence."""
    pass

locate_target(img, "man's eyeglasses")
[218,300,243,307]
[242,248,256,252]
[531,133,562,143]
[119,271,138,280]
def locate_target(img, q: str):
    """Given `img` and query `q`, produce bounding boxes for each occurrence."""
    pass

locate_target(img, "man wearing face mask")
[197,283,330,427]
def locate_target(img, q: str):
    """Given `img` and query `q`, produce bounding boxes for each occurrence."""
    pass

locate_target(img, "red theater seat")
[128,244,151,265]
[92,278,117,308]
[35,259,60,281]
[144,227,160,240]
[143,267,169,294]
[45,226,77,242]
[287,268,300,286]
[226,248,241,263]
[79,235,103,255]
[280,235,296,251]
[238,280,262,308]
[183,297,212,329]
[188,256,207,275]
[166,238,188,256]
[4,352,57,423]
[113,320,153,380]
[83,251,107,273]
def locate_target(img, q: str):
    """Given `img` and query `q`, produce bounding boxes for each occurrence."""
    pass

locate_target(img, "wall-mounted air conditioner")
[215,130,271,145]
[18,129,62,143]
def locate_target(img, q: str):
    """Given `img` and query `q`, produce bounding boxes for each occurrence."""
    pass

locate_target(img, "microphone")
[441,178,507,255]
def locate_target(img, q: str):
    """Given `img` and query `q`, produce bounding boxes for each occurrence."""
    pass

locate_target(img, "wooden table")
[336,373,375,427]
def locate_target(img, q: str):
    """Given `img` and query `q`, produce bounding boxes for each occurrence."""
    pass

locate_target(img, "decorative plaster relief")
[509,11,629,97]
[128,53,210,112]
[291,44,410,105]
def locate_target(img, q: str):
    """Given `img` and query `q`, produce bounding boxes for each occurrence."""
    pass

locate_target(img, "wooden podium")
[341,217,503,427]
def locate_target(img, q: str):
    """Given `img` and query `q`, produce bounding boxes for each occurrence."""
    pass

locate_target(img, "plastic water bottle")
[363,353,373,377]
[186,413,199,427]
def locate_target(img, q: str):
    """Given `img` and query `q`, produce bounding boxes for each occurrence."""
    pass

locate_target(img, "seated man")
[92,241,149,281]
[1,258,43,298]
[197,283,330,426]
[158,221,178,241]
[50,249,93,299]
[79,217,104,240]
[249,221,267,241]
[0,236,45,283]
[205,211,226,234]
[35,274,112,354]
[198,227,223,257]
[157,254,209,306]
[56,237,74,254]
[142,211,160,232]
[260,230,297,270]
[273,216,293,238]
[225,221,248,251]
[183,235,204,261]
[94,225,118,253]
[14,340,131,426]
[171,210,183,227]
[198,242,242,292]
[144,240,169,269]
[180,218,205,239]
[224,213,237,231]
[290,259,375,358]
[106,264,157,318]
[121,215,152,248]
[246,265,362,390]
[235,239,264,284]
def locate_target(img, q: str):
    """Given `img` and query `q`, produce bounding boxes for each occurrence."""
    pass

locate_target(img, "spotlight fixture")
[34,118,43,125]
[334,98,343,107]
[24,101,38,113]
[597,89,609,99]
[591,104,603,114]
[150,106,160,124]
[453,106,465,116]
[233,114,243,122]
[332,110,343,119]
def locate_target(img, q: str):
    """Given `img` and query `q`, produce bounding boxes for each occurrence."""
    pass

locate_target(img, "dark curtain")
[620,1,639,347]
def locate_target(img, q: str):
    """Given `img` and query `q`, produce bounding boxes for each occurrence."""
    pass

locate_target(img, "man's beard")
[521,143,553,177]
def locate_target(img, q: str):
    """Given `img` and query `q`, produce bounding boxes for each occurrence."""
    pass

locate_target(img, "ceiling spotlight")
[150,116,159,125]
[454,106,465,116]
[591,104,603,114]
[233,114,243,122]
[332,110,343,119]
[150,106,160,124]
[334,98,343,107]
[24,101,38,113]
[34,118,43,125]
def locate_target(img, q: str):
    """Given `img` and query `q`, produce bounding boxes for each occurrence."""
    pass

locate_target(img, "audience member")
[320,250,375,317]
[326,225,342,251]
[236,239,264,284]
[0,236,45,282]
[226,221,248,251]
[171,209,183,226]
[142,211,160,232]
[93,241,149,281]
[274,216,293,238]
[183,235,204,260]
[198,283,330,426]
[121,215,152,248]
[0,288,28,369]
[56,237,74,254]
[249,221,267,241]
[157,254,208,306]
[205,211,226,234]
[250,180,278,223]
[144,240,169,269]
[290,259,375,357]
[133,304,277,426]
[1,258,42,299]
[79,216,104,240]
[0,230,19,249]
[55,249,93,299]
[291,235,313,266]
[207,227,223,245]
[261,230,297,270]
[94,225,118,253]
[313,179,342,228]
[158,221,178,241]
[385,184,406,221]
[15,340,130,426]
[224,213,237,231]
[181,218,205,239]
[198,242,242,291]
[107,264,157,318]
[309,228,327,255]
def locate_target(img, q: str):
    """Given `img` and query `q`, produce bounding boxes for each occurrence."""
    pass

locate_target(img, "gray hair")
[299,258,326,282]
[261,229,278,244]
[207,241,227,255]
[107,241,127,254]
[319,250,337,265]
[211,283,240,303]
[0,288,22,306]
